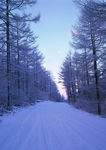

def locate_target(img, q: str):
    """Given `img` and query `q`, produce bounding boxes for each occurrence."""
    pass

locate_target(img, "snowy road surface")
[0,101,106,150]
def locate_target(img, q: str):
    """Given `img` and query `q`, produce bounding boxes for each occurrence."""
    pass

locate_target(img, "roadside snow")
[0,101,106,150]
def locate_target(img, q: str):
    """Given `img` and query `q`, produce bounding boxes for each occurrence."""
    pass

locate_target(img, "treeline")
[60,0,106,115]
[0,0,61,107]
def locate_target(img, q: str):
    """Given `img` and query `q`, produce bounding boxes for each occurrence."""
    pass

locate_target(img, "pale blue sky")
[30,0,79,74]
[28,0,79,96]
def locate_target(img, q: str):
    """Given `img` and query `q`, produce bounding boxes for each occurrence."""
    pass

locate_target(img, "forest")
[0,0,61,111]
[60,0,106,115]
[0,1,106,149]
[0,0,106,116]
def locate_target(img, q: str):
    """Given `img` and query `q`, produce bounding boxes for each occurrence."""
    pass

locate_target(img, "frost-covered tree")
[60,0,106,115]
[0,1,61,107]
[60,52,76,103]
[0,0,39,106]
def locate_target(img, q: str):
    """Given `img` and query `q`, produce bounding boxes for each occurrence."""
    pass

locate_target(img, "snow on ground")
[0,101,106,150]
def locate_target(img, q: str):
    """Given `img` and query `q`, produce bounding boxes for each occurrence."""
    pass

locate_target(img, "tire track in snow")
[0,101,106,150]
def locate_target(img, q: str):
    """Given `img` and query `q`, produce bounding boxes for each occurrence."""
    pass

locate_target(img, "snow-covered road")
[0,101,106,150]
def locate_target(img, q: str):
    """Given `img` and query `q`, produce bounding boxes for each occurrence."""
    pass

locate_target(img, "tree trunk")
[6,0,11,106]
[84,48,89,86]
[26,59,29,96]
[16,22,20,96]
[91,34,101,115]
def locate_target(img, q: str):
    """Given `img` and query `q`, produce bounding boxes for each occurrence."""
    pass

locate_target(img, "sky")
[29,0,79,96]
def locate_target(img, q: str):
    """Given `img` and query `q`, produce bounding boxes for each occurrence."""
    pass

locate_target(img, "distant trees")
[60,52,75,103]
[60,0,106,115]
[0,0,61,107]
